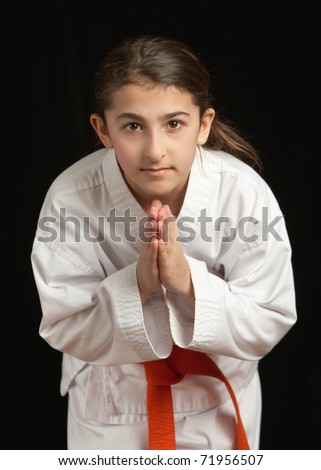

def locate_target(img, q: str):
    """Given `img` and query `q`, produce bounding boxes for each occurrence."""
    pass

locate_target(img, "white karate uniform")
[31,147,297,449]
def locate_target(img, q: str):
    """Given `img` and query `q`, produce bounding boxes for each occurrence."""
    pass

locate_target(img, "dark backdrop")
[2,1,320,450]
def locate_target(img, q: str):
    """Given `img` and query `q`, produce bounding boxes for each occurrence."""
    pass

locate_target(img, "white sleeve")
[166,216,297,361]
[31,240,173,367]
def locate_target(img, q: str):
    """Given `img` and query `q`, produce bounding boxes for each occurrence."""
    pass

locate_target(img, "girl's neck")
[131,179,189,217]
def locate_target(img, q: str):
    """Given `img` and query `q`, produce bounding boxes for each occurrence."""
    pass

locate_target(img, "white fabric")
[67,363,262,450]
[31,147,296,448]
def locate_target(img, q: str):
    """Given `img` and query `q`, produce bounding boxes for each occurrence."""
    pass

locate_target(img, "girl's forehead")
[109,83,195,108]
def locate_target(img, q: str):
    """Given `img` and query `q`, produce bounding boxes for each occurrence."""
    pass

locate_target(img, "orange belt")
[144,346,250,450]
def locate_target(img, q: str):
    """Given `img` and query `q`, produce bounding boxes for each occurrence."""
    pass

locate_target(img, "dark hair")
[93,35,262,172]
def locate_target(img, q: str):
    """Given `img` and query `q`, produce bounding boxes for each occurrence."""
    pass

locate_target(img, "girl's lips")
[142,168,172,176]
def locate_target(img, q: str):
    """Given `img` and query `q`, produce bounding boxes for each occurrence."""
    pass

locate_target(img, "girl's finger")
[149,237,159,260]
[150,199,163,220]
[157,238,168,265]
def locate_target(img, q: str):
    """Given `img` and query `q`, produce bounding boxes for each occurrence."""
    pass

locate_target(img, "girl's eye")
[125,122,142,131]
[167,120,182,129]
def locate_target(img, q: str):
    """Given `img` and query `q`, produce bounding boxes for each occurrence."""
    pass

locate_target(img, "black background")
[2,1,320,450]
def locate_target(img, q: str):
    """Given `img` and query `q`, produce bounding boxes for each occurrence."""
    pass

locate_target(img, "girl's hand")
[136,200,162,303]
[157,205,195,308]
[137,200,195,308]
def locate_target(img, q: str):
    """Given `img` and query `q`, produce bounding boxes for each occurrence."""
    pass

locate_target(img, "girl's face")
[91,83,214,212]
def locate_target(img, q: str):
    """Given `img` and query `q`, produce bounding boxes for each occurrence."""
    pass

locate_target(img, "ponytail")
[206,116,263,173]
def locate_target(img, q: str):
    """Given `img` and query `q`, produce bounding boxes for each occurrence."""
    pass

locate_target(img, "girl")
[31,35,297,450]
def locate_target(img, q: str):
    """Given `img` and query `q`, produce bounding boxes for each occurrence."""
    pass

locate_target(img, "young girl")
[31,35,297,450]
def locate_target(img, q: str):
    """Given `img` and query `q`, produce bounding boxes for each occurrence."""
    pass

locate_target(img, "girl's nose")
[144,133,166,163]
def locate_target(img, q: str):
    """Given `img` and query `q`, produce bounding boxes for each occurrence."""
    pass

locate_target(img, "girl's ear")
[197,108,215,145]
[90,114,113,148]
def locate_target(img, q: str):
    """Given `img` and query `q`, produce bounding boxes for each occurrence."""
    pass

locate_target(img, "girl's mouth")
[142,168,172,176]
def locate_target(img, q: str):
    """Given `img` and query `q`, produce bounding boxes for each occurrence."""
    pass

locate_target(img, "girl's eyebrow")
[115,111,191,121]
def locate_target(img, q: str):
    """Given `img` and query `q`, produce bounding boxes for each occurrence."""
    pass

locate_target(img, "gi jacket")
[31,147,297,425]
